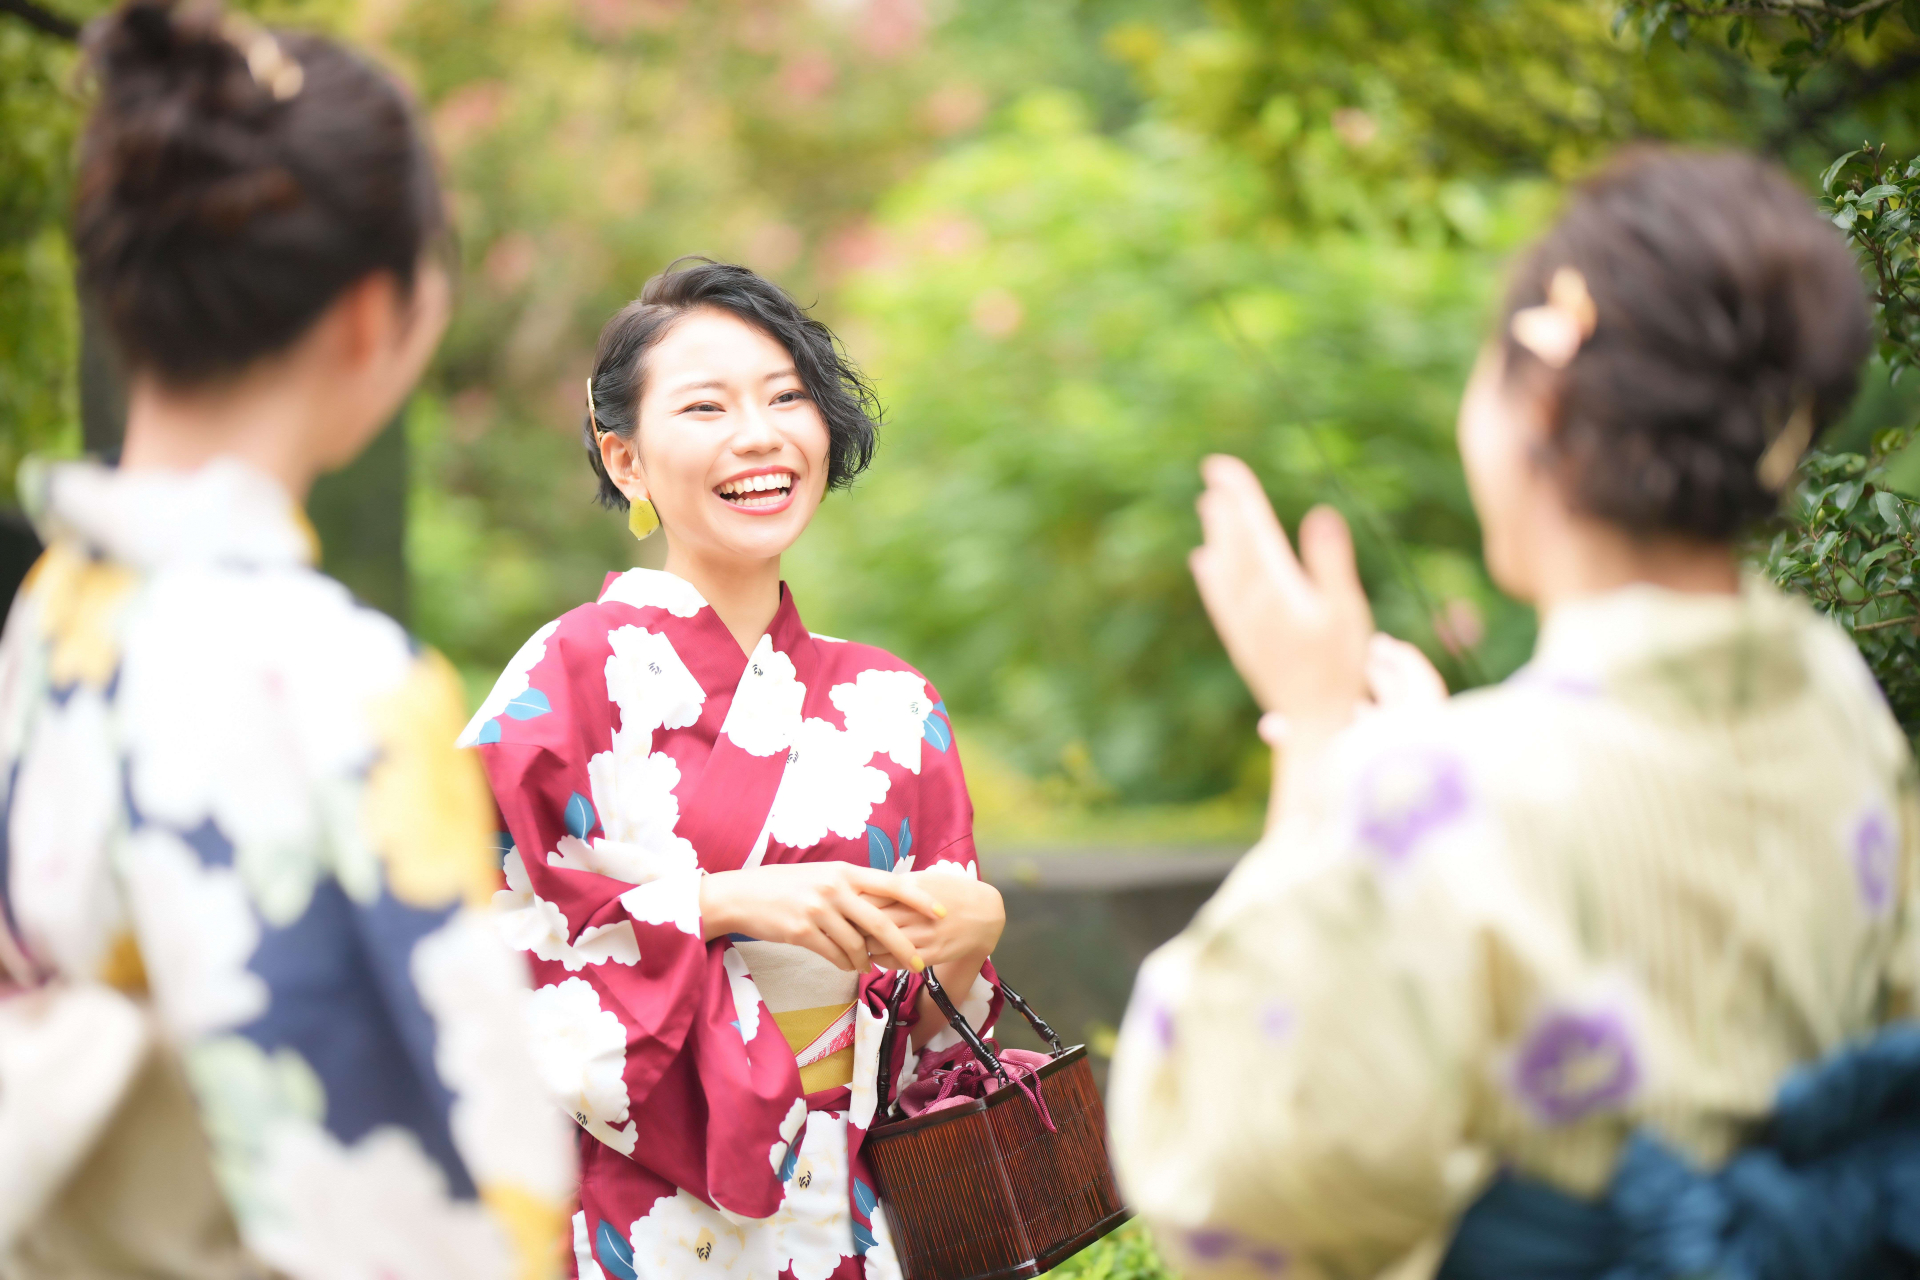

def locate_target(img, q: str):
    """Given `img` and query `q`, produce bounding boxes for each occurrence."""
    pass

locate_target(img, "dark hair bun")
[1503,147,1873,541]
[75,0,444,384]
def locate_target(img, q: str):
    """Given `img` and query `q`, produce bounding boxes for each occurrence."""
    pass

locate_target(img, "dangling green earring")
[628,497,659,540]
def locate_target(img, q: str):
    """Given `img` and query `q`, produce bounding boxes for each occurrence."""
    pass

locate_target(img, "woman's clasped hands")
[698,862,1004,974]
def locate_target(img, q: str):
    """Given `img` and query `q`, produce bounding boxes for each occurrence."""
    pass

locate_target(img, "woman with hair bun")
[0,2,570,1276]
[464,258,1006,1280]
[1109,147,1920,1278]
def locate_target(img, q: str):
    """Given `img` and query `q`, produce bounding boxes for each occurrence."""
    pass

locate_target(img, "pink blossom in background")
[744,222,804,274]
[858,0,927,59]
[1332,107,1379,148]
[921,81,988,136]
[971,288,1024,339]
[484,233,539,293]
[1434,597,1485,655]
[431,80,507,154]
[922,214,984,258]
[778,51,839,104]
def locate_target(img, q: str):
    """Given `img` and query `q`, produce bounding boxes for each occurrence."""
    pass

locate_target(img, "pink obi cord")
[895,1042,1058,1132]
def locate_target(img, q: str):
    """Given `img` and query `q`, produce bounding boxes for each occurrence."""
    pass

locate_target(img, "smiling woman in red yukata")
[462,258,1008,1280]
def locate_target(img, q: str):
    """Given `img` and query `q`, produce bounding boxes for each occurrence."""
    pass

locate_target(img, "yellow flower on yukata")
[364,649,500,910]
[31,542,136,689]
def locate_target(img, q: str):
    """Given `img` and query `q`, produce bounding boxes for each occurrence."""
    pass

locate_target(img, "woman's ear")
[598,429,649,505]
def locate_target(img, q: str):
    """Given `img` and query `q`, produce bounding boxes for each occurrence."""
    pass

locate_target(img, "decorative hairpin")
[1510,266,1597,370]
[1757,396,1815,493]
[586,377,603,435]
[219,14,303,101]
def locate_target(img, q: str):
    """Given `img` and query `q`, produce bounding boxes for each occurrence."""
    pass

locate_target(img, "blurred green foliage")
[1614,0,1920,741]
[1043,1222,1173,1280]
[12,0,1920,806]
[0,18,82,489]
[788,93,1543,797]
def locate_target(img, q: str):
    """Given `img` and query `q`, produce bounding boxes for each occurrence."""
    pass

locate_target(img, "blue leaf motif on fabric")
[867,824,896,872]
[503,687,552,720]
[596,1220,638,1280]
[854,1177,879,1219]
[564,792,599,840]
[475,718,503,745]
[933,700,948,716]
[778,1140,801,1183]
[898,818,912,866]
[922,711,952,752]
[852,1220,877,1257]
[490,832,514,867]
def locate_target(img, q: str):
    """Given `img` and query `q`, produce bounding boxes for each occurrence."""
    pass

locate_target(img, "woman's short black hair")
[74,0,444,385]
[583,257,881,509]
[1501,146,1872,541]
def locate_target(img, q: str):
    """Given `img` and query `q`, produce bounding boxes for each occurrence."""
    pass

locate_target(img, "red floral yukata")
[461,568,1002,1280]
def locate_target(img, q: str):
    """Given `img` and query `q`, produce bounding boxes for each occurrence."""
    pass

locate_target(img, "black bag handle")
[873,967,1066,1119]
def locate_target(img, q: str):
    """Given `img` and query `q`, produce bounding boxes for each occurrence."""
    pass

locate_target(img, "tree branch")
[1765,51,1920,149]
[1667,0,1898,19]
[0,0,79,40]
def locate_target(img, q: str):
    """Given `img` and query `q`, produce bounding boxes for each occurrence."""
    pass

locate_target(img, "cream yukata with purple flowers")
[1108,577,1920,1280]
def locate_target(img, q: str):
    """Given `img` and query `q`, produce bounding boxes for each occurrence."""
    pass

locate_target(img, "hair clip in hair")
[1757,396,1815,493]
[1510,267,1597,370]
[220,14,303,101]
[586,377,604,435]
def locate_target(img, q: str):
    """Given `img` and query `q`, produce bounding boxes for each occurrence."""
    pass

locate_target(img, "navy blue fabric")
[1439,1024,1920,1280]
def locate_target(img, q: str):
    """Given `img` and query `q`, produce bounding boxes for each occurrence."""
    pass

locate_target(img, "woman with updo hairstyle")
[1109,147,1920,1278]
[463,258,1006,1280]
[0,2,570,1276]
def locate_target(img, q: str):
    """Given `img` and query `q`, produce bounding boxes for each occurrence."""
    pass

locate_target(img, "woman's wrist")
[698,870,735,942]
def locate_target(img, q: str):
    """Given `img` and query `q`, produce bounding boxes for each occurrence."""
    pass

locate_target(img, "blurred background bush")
[8,0,1920,841]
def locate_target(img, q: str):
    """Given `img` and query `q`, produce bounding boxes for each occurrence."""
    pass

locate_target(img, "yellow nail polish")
[911,956,926,972]
[935,905,948,918]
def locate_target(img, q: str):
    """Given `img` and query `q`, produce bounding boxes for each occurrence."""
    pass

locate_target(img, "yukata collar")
[598,567,822,688]
[22,457,317,571]
[1522,572,1812,716]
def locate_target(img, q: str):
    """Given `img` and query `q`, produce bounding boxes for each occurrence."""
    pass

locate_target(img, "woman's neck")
[1529,511,1739,613]
[662,545,784,657]
[118,365,323,501]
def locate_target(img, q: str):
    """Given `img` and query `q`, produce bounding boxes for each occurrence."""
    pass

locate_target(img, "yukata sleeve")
[474,617,804,1219]
[1106,731,1501,1280]
[883,680,1004,1042]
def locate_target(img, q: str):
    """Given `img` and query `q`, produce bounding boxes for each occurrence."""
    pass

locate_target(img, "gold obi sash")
[731,941,859,1093]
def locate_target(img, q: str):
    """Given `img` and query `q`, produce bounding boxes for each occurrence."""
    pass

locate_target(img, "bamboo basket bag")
[863,971,1130,1280]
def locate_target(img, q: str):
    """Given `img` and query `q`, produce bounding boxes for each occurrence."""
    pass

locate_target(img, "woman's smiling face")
[623,307,831,565]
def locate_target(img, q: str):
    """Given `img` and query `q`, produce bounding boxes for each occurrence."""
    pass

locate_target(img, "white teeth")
[718,472,793,498]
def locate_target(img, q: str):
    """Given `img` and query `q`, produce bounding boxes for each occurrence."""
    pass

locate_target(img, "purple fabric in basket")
[898,1041,1058,1128]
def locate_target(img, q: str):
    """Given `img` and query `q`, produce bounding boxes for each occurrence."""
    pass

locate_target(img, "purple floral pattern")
[1511,1007,1640,1125]
[1852,805,1899,918]
[1258,1002,1294,1042]
[1183,1228,1289,1275]
[1354,747,1470,867]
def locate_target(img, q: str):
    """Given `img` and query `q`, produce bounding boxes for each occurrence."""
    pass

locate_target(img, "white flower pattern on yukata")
[628,1188,763,1280]
[527,977,633,1141]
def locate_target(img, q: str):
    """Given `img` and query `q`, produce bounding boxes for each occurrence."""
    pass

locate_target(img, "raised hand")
[1189,455,1373,746]
[699,862,947,972]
